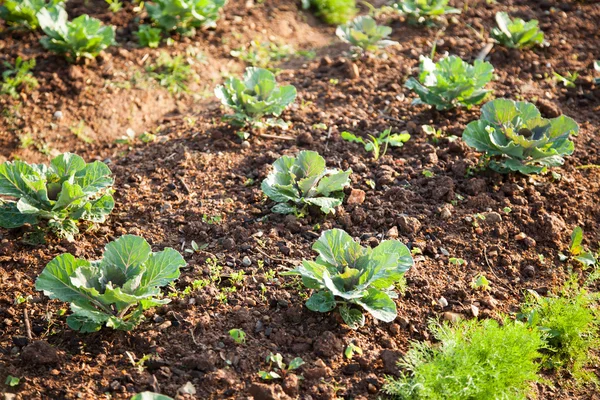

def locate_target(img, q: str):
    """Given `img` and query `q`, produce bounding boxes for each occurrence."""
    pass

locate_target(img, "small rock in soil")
[523,265,536,278]
[483,211,502,224]
[347,189,366,205]
[386,226,399,239]
[12,336,29,347]
[536,98,561,118]
[178,382,196,395]
[466,178,486,195]
[249,383,292,400]
[304,366,331,380]
[181,353,216,372]
[21,341,60,366]
[440,207,452,219]
[380,350,402,376]
[282,373,300,397]
[442,312,463,323]
[398,215,421,234]
[242,256,252,266]
[313,331,343,358]
[296,131,313,145]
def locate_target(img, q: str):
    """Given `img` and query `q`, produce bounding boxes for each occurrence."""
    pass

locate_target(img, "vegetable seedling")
[258,353,305,380]
[491,12,544,49]
[341,128,410,160]
[229,328,246,344]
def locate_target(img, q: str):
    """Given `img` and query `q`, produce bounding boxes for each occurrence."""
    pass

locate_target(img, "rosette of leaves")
[215,67,297,129]
[394,0,460,23]
[37,5,116,62]
[462,99,578,174]
[0,153,115,240]
[0,0,63,29]
[35,235,185,332]
[284,229,413,329]
[145,0,226,33]
[491,12,544,49]
[405,55,494,110]
[261,151,351,217]
[302,0,357,25]
[336,16,398,54]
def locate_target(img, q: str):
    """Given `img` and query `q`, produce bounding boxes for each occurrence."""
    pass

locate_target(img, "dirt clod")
[20,341,60,366]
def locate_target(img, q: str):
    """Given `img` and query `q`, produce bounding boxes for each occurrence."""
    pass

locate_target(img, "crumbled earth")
[1,0,600,399]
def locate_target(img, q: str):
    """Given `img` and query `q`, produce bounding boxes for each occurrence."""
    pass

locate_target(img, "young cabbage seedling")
[336,16,398,54]
[302,0,357,25]
[491,12,544,49]
[1,57,39,99]
[559,226,597,267]
[229,328,247,344]
[394,0,460,24]
[145,0,226,34]
[0,0,63,30]
[405,55,494,110]
[215,67,297,131]
[261,150,351,217]
[283,229,414,329]
[0,153,115,240]
[136,24,162,48]
[35,235,186,332]
[37,5,116,62]
[341,128,410,160]
[462,98,578,174]
[258,353,305,380]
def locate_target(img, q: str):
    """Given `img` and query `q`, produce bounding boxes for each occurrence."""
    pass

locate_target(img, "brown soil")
[1,0,600,399]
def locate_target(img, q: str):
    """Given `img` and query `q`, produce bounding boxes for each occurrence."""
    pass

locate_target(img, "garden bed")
[1,0,599,399]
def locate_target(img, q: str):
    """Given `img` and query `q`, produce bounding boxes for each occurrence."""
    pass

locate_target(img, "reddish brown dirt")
[1,0,600,399]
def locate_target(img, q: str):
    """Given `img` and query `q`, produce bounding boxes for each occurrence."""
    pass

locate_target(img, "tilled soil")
[1,0,600,399]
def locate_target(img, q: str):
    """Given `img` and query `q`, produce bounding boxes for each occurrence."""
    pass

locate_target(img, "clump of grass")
[146,52,195,94]
[382,318,546,399]
[1,57,38,99]
[520,275,600,384]
[303,0,356,25]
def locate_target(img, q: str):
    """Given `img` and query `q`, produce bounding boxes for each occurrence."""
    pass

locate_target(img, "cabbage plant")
[36,235,185,332]
[491,12,544,49]
[0,153,114,240]
[261,151,351,216]
[463,99,577,174]
[394,0,460,23]
[284,229,413,329]
[146,0,226,33]
[405,55,494,110]
[0,0,62,29]
[215,67,297,129]
[37,5,116,62]
[336,16,398,54]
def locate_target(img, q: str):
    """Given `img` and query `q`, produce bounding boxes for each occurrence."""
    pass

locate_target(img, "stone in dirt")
[347,189,366,205]
[20,341,60,366]
[249,383,292,400]
[313,331,344,358]
[380,349,402,376]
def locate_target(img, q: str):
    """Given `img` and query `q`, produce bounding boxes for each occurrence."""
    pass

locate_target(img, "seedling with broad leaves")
[341,128,410,160]
[559,227,597,267]
[0,153,115,241]
[145,0,226,34]
[462,99,577,174]
[336,16,398,54]
[283,229,413,329]
[0,0,63,30]
[261,151,351,217]
[37,5,116,62]
[405,55,494,110]
[136,24,162,48]
[35,235,185,332]
[258,353,305,380]
[215,67,297,130]
[1,57,39,99]
[302,0,357,25]
[394,0,460,24]
[491,12,544,49]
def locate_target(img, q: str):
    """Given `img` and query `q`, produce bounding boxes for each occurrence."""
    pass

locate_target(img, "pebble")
[53,110,63,119]
[347,189,366,205]
[470,304,479,317]
[241,141,250,149]
[514,232,528,241]
[386,226,399,239]
[442,312,462,323]
[523,265,535,278]
[438,297,448,308]
[483,211,502,224]
[440,207,452,219]
[242,256,251,267]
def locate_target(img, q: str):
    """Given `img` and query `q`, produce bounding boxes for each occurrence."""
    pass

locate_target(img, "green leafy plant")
[4,375,20,387]
[383,318,546,399]
[394,0,460,23]
[462,98,578,174]
[35,235,185,332]
[0,0,62,29]
[136,24,162,48]
[470,274,490,291]
[345,342,363,359]
[553,71,579,89]
[229,328,246,344]
[146,52,195,94]
[145,0,225,33]
[405,55,494,110]
[0,153,115,240]
[491,12,544,49]
[37,5,116,62]
[302,0,356,25]
[261,151,351,216]
[230,40,295,69]
[336,16,398,54]
[214,67,297,129]
[1,57,39,99]
[284,229,413,329]
[594,60,600,85]
[341,128,410,160]
[258,353,305,380]
[566,227,597,267]
[519,278,599,383]
[105,0,122,12]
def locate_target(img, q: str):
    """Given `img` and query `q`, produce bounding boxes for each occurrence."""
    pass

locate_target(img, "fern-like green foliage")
[520,277,600,383]
[382,318,546,399]
[302,0,356,25]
